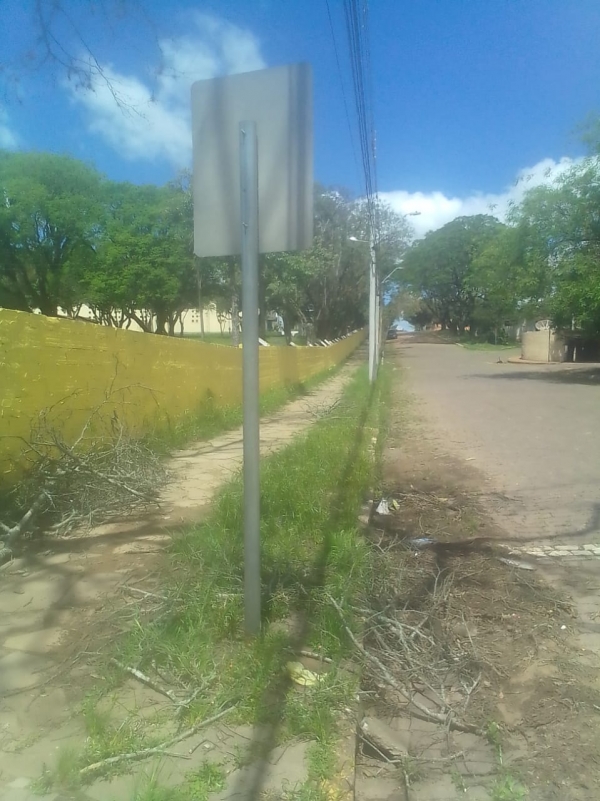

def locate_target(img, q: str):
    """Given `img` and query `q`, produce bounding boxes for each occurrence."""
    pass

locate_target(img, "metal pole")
[240,121,261,635]
[368,232,377,383]
[376,286,382,364]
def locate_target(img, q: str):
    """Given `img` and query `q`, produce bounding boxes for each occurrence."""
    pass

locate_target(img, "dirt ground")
[355,339,600,801]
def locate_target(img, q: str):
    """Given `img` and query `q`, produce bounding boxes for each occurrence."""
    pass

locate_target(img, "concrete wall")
[0,309,364,477]
[521,330,566,362]
[57,303,232,335]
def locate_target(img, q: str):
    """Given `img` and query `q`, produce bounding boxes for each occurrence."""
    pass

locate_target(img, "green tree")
[467,226,525,339]
[510,156,600,334]
[88,181,197,334]
[387,290,434,331]
[401,215,503,331]
[0,150,104,315]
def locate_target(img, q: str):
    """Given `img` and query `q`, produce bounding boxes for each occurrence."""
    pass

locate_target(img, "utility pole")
[368,230,378,383]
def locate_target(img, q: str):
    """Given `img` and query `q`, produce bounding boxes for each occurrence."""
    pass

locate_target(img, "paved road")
[397,339,600,545]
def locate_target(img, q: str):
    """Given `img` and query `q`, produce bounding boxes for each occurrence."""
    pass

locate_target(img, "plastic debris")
[497,557,535,571]
[390,499,400,511]
[376,499,391,515]
[407,537,436,549]
[286,661,322,687]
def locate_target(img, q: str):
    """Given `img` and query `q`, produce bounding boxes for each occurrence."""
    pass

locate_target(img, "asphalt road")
[397,339,600,545]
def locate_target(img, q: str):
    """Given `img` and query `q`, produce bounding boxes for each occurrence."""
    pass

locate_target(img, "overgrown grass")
[124,365,385,710]
[123,762,227,801]
[43,363,390,794]
[146,366,339,454]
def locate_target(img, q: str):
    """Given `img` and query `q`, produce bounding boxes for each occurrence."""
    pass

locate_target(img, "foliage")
[0,151,104,315]
[387,289,434,330]
[0,151,412,340]
[508,156,600,335]
[398,149,600,339]
[401,215,503,332]
[261,188,411,341]
[89,181,197,334]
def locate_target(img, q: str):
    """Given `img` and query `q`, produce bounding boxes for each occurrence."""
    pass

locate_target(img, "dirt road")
[354,339,600,801]
[397,339,600,546]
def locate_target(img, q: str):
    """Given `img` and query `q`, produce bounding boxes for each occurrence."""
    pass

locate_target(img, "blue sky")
[2,0,600,235]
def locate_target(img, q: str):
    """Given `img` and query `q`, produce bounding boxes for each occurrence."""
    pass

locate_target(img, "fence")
[0,309,365,478]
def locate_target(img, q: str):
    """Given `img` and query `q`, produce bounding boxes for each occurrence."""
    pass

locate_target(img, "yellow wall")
[0,309,365,478]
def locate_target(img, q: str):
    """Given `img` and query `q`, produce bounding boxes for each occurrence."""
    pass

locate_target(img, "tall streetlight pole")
[350,234,378,383]
[350,211,419,378]
[377,261,404,360]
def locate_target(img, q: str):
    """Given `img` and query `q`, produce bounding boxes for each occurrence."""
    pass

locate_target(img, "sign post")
[191,64,313,635]
[239,121,261,634]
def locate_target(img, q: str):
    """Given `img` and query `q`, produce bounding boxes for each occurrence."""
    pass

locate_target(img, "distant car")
[386,328,399,340]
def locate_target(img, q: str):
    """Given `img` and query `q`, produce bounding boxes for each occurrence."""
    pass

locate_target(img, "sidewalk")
[0,358,361,800]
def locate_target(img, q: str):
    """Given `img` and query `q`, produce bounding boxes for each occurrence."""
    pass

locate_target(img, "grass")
[183,332,308,347]
[123,762,227,801]
[145,366,339,454]
[483,721,529,800]
[491,774,529,801]
[41,362,390,795]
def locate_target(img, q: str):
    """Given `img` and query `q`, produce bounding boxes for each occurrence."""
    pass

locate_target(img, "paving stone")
[0,649,54,693]
[3,627,64,655]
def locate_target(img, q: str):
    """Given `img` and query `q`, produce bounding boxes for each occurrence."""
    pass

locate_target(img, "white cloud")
[380,157,580,238]
[67,14,265,166]
[0,107,19,149]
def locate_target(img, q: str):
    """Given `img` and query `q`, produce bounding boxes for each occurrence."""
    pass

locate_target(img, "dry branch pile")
[1,399,166,560]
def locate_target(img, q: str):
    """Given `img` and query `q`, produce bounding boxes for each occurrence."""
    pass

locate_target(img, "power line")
[342,0,379,237]
[324,0,361,185]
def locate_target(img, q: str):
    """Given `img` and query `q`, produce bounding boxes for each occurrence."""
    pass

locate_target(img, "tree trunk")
[196,266,205,338]
[37,298,58,316]
[155,310,168,335]
[258,267,267,339]
[282,314,292,345]
[231,293,240,347]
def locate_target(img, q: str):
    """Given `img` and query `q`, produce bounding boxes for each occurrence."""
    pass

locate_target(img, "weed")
[49,747,81,790]
[45,361,387,787]
[485,720,503,759]
[451,768,467,792]
[280,781,329,801]
[128,761,226,801]
[306,739,336,781]
[31,765,54,795]
[186,762,226,797]
[118,367,383,718]
[491,773,528,801]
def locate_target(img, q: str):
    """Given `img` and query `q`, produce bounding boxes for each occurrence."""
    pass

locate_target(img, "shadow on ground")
[228,378,376,801]
[470,366,600,386]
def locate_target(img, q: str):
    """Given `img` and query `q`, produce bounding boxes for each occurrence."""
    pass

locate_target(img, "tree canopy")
[395,148,600,340]
[0,150,412,341]
[400,215,504,333]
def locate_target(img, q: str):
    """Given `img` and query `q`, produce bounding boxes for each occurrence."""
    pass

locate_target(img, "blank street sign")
[191,63,313,258]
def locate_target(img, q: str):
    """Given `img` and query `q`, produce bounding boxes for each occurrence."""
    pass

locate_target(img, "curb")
[507,356,548,365]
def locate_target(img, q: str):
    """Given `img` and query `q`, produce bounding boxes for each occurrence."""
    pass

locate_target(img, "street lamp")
[381,260,404,285]
[348,235,378,383]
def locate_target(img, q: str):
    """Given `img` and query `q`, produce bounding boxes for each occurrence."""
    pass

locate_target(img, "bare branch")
[79,702,238,778]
